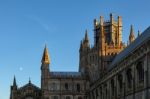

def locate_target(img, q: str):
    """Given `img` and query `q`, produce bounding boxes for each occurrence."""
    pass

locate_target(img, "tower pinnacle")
[129,25,135,44]
[83,30,90,48]
[13,76,17,86]
[29,77,31,84]
[41,45,50,64]
[85,30,89,41]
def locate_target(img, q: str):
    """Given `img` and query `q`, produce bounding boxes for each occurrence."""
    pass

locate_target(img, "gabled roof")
[19,82,40,91]
[109,26,150,70]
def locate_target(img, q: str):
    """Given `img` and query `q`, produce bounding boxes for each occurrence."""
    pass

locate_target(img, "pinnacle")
[13,75,17,86]
[85,30,89,41]
[130,25,135,36]
[129,25,135,43]
[29,77,31,84]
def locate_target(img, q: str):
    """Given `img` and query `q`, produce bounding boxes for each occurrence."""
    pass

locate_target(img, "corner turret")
[41,45,50,95]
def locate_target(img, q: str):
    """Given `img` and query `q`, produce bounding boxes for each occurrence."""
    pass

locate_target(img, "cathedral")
[10,14,150,99]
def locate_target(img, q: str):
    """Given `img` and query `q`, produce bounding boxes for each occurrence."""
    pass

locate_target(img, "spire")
[41,45,50,64]
[29,77,31,84]
[81,30,90,50]
[83,30,90,47]
[129,25,135,44]
[85,30,89,41]
[13,76,17,86]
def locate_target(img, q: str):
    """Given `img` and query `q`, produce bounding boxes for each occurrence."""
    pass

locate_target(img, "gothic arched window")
[66,96,71,99]
[52,83,56,91]
[78,96,82,99]
[65,83,69,90]
[104,84,108,98]
[136,61,144,82]
[126,68,132,88]
[77,83,80,92]
[99,87,102,99]
[111,79,115,96]
[96,89,98,97]
[118,74,123,91]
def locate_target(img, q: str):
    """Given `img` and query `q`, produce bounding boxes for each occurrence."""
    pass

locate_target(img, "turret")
[95,16,104,47]
[41,45,50,91]
[99,17,105,73]
[110,13,114,24]
[129,25,135,44]
[10,76,17,99]
[110,13,114,43]
[41,45,50,64]
[117,16,122,45]
[100,16,104,26]
[98,16,105,50]
[79,30,90,75]
[94,18,100,46]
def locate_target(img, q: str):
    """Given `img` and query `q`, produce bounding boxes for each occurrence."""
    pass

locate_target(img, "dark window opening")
[66,96,70,99]
[126,68,132,88]
[65,83,69,90]
[111,79,115,96]
[78,96,82,99]
[77,83,80,92]
[118,74,123,91]
[136,62,144,82]
[54,96,58,99]
[96,89,98,97]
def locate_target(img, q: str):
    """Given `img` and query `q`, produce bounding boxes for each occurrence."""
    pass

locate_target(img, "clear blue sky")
[0,0,150,99]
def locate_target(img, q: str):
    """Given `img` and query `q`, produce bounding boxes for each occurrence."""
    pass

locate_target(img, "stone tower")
[79,14,125,82]
[41,45,50,99]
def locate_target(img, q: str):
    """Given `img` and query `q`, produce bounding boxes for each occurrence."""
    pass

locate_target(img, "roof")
[19,82,40,91]
[50,72,83,79]
[109,26,150,70]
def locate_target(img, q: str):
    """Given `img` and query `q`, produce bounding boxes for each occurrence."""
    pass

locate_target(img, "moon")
[19,67,23,71]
